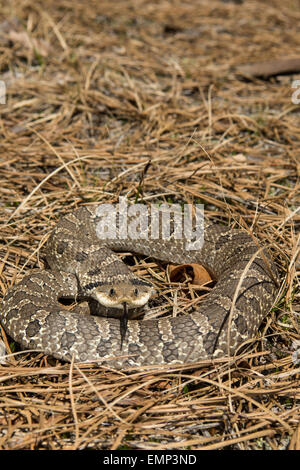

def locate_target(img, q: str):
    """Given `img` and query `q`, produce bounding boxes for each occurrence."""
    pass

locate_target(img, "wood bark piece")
[236,58,300,78]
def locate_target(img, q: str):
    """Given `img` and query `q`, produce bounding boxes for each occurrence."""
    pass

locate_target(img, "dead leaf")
[168,263,212,285]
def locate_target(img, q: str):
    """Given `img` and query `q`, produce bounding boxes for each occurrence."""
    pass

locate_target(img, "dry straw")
[0,0,299,450]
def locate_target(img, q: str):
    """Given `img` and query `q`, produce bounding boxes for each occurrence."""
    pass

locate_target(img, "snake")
[0,204,279,368]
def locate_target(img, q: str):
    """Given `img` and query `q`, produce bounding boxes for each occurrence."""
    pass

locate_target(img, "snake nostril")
[134,288,139,296]
[109,288,115,297]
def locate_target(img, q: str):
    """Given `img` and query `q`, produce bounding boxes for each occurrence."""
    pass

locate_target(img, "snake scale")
[1,205,278,368]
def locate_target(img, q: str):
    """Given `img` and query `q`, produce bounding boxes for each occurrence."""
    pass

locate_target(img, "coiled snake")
[1,205,278,368]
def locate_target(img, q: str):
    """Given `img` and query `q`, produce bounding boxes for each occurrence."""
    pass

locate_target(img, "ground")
[0,0,299,450]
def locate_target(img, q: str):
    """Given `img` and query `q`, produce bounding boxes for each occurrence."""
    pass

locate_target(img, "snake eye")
[109,288,115,297]
[134,288,139,296]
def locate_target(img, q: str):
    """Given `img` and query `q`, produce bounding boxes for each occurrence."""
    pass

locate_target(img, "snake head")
[92,279,154,310]
[90,279,153,350]
[88,279,154,349]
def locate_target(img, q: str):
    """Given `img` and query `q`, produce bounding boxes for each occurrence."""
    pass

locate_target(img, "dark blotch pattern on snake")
[0,206,279,368]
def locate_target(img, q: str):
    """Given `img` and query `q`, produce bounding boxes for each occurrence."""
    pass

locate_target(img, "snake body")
[1,206,278,368]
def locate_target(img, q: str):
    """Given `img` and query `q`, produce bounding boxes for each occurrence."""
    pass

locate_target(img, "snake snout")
[93,281,153,309]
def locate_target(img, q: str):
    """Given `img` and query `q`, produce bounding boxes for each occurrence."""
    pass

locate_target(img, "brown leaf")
[168,263,212,285]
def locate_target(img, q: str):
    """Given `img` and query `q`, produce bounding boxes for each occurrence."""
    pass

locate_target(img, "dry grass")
[0,0,299,450]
